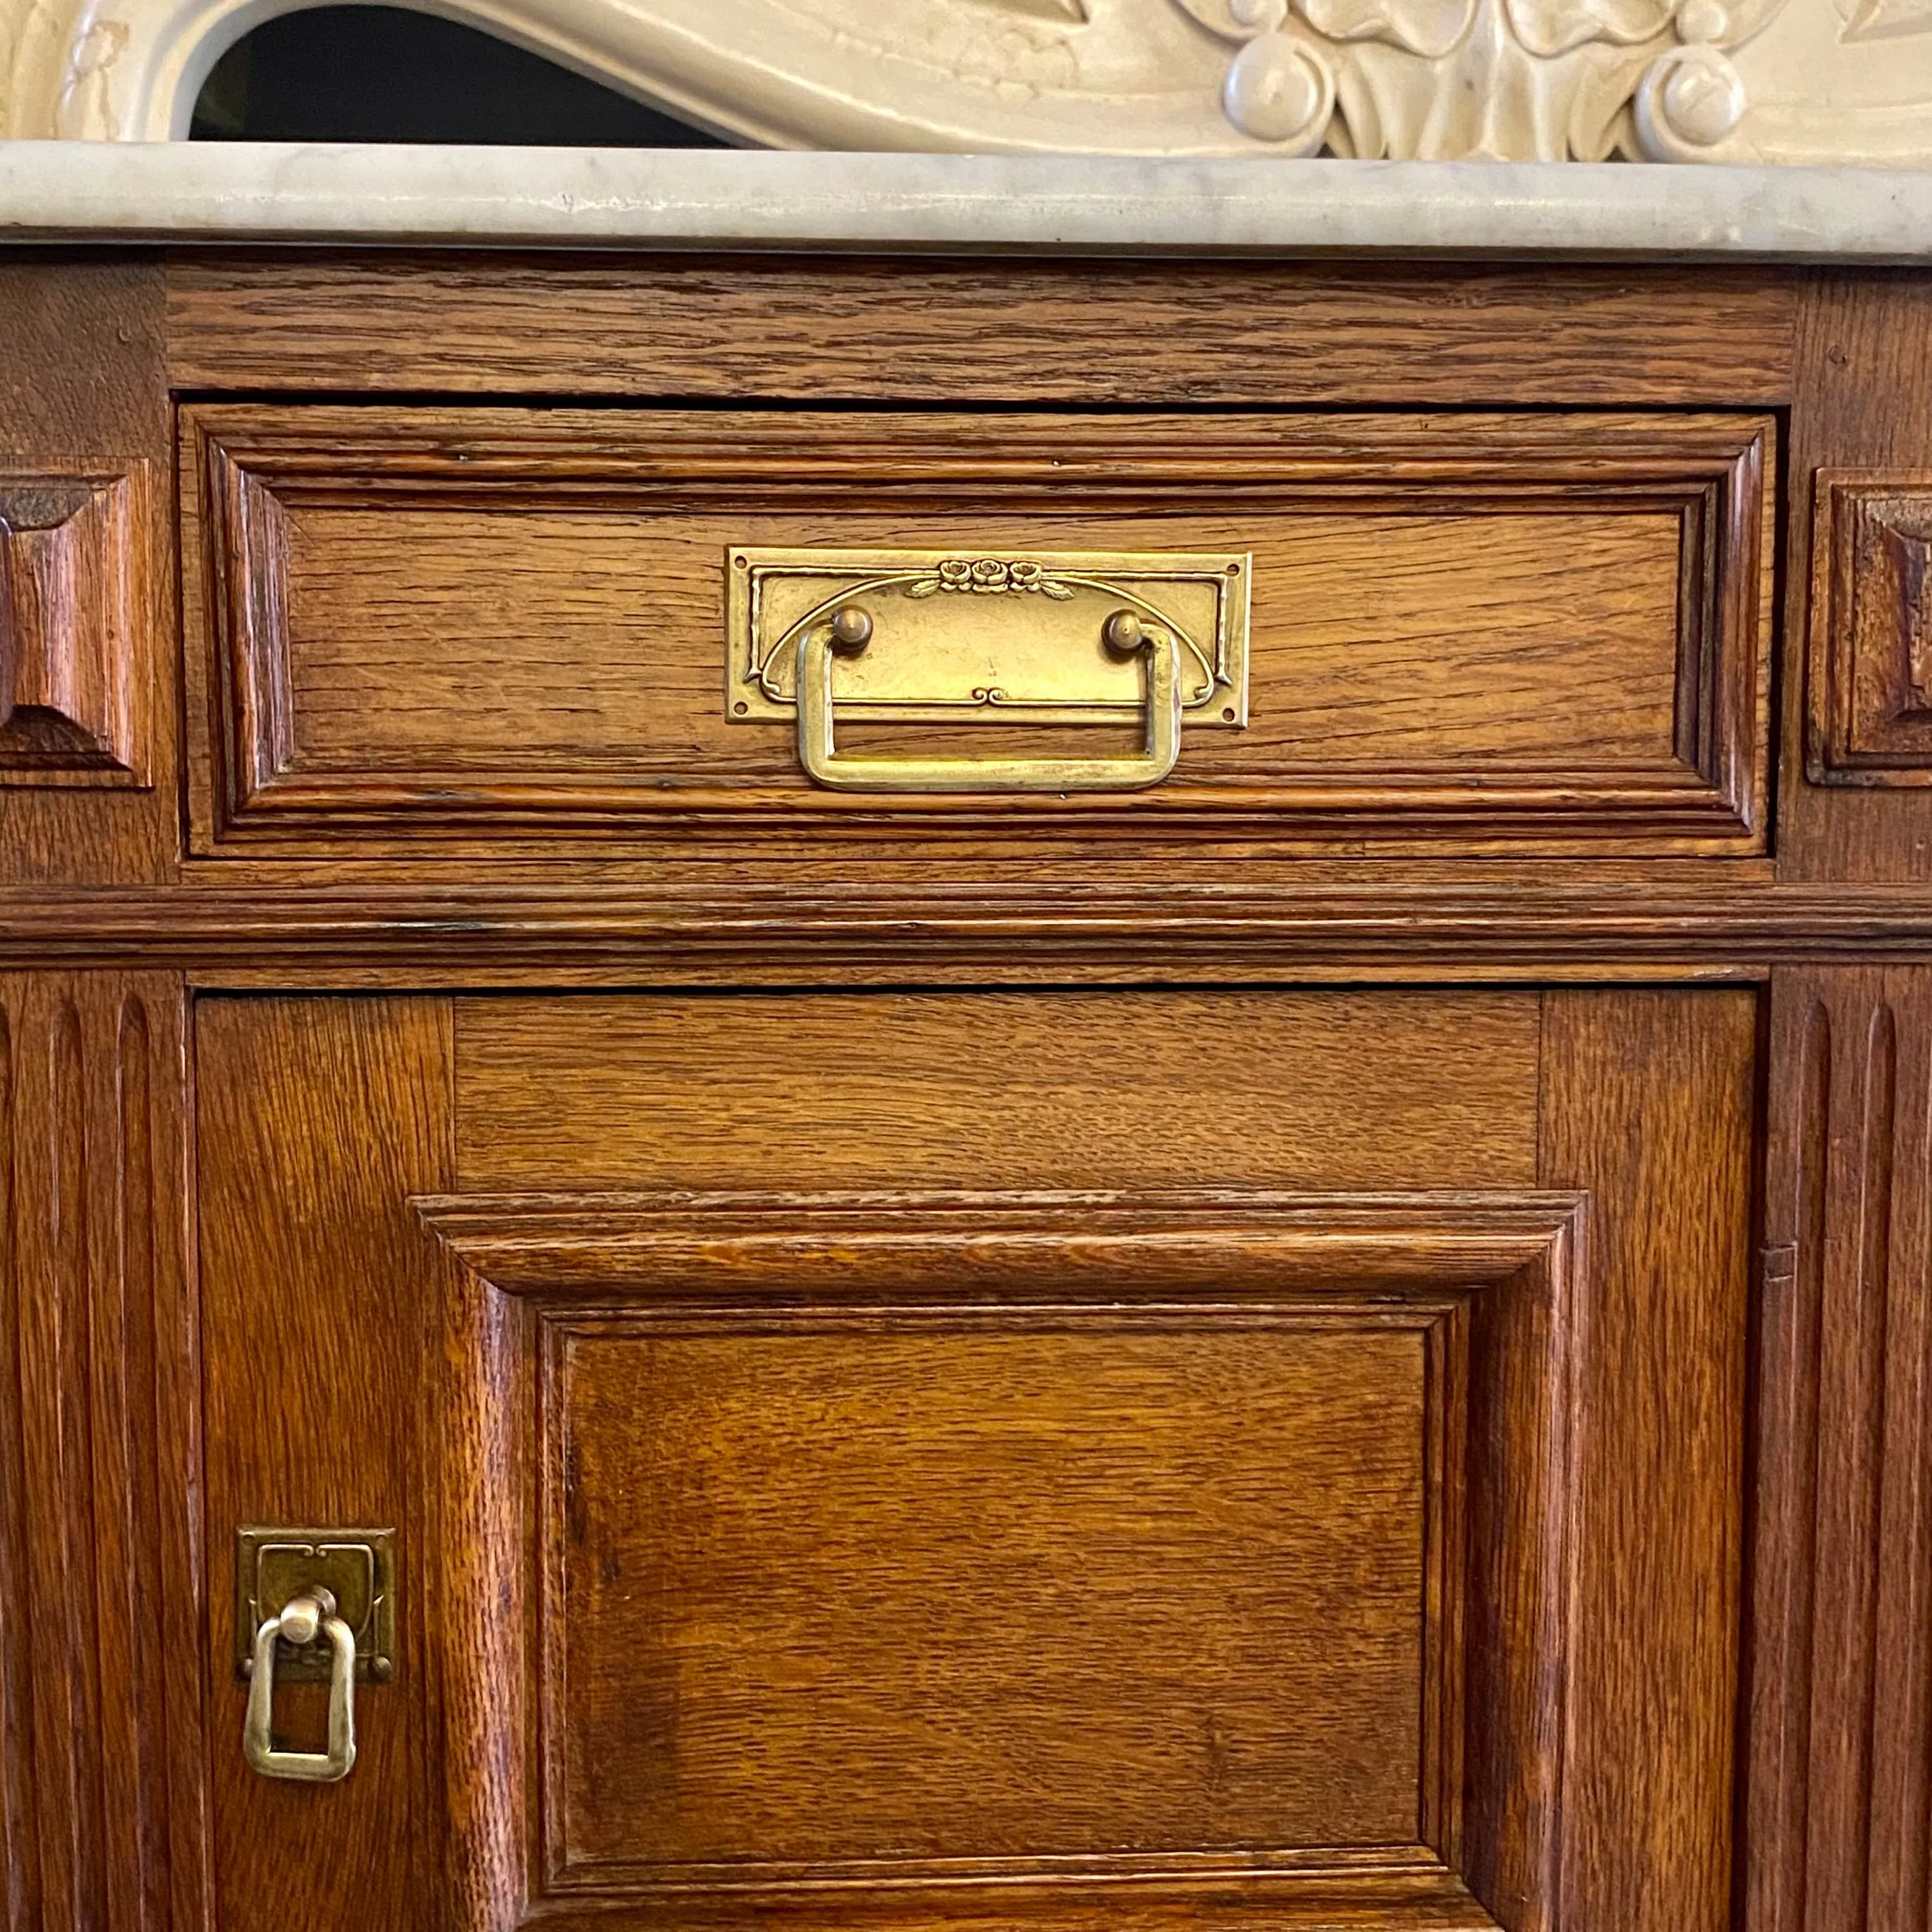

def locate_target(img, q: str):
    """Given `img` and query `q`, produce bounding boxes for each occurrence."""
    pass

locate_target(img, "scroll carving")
[1168,0,1785,158]
[4,0,1932,162]
[0,469,147,787]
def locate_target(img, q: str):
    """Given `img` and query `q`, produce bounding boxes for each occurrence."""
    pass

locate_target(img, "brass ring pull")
[242,1589,358,1783]
[795,605,1182,794]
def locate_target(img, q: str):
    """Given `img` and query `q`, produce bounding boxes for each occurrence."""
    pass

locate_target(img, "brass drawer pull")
[242,1590,358,1783]
[726,546,1250,794]
[798,604,1181,794]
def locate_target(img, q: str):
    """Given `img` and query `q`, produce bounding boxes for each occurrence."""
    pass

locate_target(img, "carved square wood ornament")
[0,465,149,785]
[1810,472,1932,785]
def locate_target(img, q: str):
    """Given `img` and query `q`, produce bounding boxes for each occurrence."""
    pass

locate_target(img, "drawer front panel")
[182,406,1772,853]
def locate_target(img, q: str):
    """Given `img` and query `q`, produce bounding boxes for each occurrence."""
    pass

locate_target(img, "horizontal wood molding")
[14,879,1932,975]
[417,1188,1582,1929]
[0,973,203,1932]
[180,404,1772,857]
[0,467,150,788]
[164,258,1798,407]
[419,1189,1584,1298]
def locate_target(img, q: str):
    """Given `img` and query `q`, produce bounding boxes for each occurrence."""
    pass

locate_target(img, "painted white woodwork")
[1,0,1930,162]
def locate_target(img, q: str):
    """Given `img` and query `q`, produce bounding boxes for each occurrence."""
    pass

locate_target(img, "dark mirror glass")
[190,5,733,145]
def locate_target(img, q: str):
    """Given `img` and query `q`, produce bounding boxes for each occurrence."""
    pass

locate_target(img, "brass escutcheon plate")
[726,546,1250,727]
[235,1527,396,1684]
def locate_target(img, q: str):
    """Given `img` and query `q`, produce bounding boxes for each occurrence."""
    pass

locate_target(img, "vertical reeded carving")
[1753,970,1932,1932]
[0,976,201,1932]
[0,472,146,785]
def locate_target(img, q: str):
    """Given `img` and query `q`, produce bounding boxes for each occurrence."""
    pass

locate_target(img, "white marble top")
[1,143,1929,260]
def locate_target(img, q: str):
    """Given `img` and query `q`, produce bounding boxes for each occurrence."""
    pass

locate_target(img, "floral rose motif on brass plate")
[905,558,1080,599]
[737,550,1235,718]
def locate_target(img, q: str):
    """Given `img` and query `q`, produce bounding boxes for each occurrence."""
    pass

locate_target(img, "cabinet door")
[195,988,1751,1932]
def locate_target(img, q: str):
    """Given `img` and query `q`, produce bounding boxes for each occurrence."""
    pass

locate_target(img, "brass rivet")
[1102,609,1145,655]
[829,605,874,651]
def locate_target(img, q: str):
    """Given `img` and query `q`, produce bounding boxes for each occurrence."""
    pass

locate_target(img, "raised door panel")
[415,1188,1582,1929]
[552,1321,1433,1866]
[194,988,1750,1932]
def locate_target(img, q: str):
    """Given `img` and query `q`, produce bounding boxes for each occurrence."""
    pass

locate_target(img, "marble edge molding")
[0,143,1929,260]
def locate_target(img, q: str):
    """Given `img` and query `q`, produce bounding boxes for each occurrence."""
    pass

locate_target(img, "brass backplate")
[726,547,1250,727]
[235,1527,396,1684]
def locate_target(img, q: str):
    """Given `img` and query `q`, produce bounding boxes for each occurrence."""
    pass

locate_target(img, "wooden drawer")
[181,404,1773,855]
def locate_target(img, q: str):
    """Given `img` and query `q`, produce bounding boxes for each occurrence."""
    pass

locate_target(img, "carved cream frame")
[3,0,1931,161]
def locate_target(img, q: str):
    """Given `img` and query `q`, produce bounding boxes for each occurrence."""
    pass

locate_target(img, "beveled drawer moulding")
[181,402,1773,856]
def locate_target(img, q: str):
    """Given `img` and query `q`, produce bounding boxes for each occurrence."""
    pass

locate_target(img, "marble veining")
[1,145,1929,259]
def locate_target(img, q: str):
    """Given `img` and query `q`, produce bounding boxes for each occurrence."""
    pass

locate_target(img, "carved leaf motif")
[1840,0,1932,40]
[1298,0,1477,58]
[962,0,1091,20]
[1505,0,1675,56]
[1171,0,1794,157]
[1298,0,1676,62]
[1165,0,1246,37]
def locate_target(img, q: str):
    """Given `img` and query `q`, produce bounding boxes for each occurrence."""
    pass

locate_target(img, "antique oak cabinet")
[2,151,1930,1932]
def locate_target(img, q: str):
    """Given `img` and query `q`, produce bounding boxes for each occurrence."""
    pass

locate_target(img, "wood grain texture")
[452,989,1543,1193]
[54,874,1932,979]
[1,243,1915,1932]
[412,1187,1585,1927]
[0,973,202,1932]
[0,467,149,785]
[39,874,1932,980]
[555,1319,1435,1869]
[163,256,1796,406]
[180,404,1771,854]
[1807,471,1932,784]
[195,997,457,1932]
[417,1190,1583,1301]
[1537,989,1754,1932]
[1751,969,1932,1932]
[1782,277,1932,879]
[0,262,175,885]
[189,983,1755,1932]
